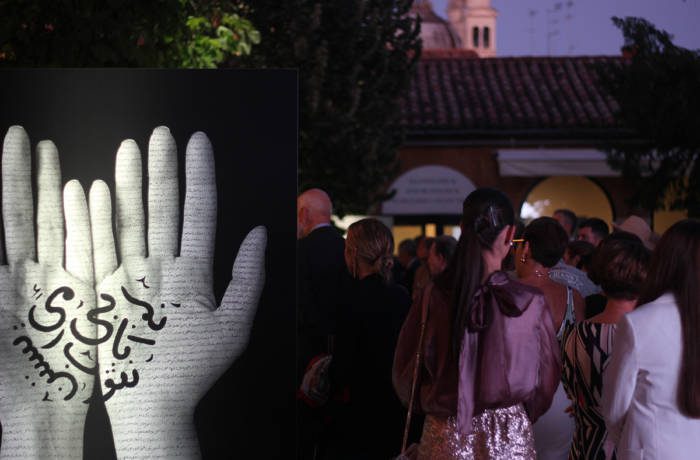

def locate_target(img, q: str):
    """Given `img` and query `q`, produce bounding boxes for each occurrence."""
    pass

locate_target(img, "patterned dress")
[562,321,617,460]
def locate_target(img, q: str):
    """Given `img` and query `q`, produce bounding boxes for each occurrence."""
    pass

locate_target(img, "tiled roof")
[402,54,632,141]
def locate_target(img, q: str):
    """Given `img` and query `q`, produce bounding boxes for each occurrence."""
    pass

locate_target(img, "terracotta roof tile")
[402,55,625,138]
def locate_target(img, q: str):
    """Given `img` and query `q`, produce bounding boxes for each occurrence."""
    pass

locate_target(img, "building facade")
[381,1,681,242]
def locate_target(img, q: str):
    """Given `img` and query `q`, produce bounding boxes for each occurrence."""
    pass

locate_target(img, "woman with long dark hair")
[393,188,561,459]
[603,219,700,459]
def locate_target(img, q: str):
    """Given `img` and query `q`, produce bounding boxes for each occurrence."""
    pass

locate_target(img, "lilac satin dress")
[414,272,561,459]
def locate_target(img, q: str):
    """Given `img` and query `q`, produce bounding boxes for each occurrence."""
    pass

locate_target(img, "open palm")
[90,128,266,459]
[0,127,96,459]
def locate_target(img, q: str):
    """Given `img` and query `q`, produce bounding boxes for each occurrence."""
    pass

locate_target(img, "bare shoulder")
[533,280,568,306]
[572,288,585,320]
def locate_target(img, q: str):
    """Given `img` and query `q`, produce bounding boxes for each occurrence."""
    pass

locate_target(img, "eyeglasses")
[510,238,525,247]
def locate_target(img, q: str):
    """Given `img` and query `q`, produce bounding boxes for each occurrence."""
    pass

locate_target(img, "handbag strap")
[401,282,433,454]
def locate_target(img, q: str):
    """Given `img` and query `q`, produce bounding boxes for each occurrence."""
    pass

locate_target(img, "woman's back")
[330,217,411,459]
[529,280,578,338]
[393,188,561,459]
[332,274,411,459]
[520,277,577,460]
[563,321,617,459]
[340,274,410,396]
[465,273,561,417]
[603,293,700,459]
[515,216,582,460]
[408,272,560,459]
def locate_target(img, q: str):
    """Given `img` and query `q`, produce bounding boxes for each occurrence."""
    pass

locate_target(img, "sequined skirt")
[417,404,536,460]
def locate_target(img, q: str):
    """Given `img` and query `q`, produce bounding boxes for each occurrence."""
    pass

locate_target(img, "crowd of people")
[296,187,700,460]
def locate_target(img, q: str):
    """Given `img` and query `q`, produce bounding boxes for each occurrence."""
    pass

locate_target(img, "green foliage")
[598,17,700,216]
[182,12,260,68]
[0,0,259,67]
[237,0,421,217]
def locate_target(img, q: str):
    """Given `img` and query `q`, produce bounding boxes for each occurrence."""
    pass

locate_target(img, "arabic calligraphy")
[102,369,140,401]
[13,335,78,400]
[27,286,72,333]
[121,286,166,331]
[99,276,171,401]
[13,285,89,402]
[15,278,174,402]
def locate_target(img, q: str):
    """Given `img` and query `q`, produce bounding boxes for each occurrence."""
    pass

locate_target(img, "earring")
[519,255,527,264]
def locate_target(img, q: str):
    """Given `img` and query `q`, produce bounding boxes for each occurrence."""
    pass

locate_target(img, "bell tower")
[448,0,497,57]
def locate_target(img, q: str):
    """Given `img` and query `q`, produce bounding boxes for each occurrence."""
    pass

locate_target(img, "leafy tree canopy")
[599,16,700,216]
[237,0,421,217]
[0,0,260,67]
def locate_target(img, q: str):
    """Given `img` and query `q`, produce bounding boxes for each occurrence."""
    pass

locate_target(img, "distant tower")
[448,0,498,57]
[410,0,462,50]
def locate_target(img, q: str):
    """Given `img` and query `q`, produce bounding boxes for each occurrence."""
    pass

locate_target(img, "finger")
[147,126,179,257]
[64,180,94,285]
[181,132,216,259]
[90,180,117,284]
[2,126,35,263]
[115,139,146,259]
[215,226,267,348]
[0,218,4,265]
[36,140,64,266]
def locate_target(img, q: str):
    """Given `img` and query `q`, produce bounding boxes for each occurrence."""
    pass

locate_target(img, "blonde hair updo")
[346,218,395,282]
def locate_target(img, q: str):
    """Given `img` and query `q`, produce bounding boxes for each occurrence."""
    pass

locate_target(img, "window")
[392,226,422,255]
[472,27,479,48]
[483,27,490,48]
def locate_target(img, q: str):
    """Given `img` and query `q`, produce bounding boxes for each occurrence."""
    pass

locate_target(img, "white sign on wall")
[497,149,620,177]
[382,165,476,215]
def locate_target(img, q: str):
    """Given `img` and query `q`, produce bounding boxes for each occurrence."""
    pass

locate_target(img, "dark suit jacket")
[297,225,349,367]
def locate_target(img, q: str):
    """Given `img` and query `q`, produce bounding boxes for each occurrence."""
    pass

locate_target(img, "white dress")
[532,287,576,460]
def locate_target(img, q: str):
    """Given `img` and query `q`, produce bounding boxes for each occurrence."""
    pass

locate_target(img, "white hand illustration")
[0,127,96,459]
[90,127,266,459]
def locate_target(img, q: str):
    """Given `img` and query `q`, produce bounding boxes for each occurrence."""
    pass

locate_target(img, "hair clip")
[485,205,500,227]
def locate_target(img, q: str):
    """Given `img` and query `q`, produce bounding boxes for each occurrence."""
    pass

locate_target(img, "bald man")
[296,188,349,458]
[297,188,333,239]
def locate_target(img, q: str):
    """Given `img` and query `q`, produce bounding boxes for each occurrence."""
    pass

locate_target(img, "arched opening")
[382,165,476,247]
[472,26,480,48]
[520,176,614,228]
[483,26,490,48]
